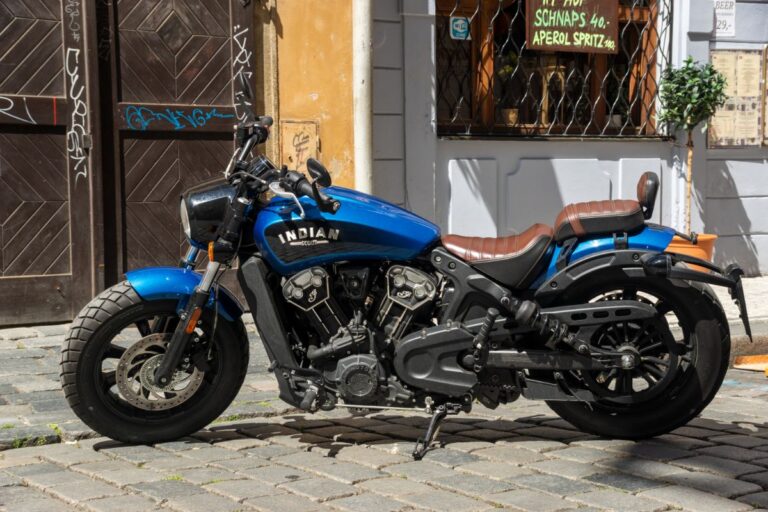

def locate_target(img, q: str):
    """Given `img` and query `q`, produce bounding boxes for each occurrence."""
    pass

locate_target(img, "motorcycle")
[61,77,752,459]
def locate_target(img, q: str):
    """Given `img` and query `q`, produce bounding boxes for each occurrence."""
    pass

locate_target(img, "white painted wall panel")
[373,0,400,22]
[372,21,403,69]
[447,158,498,237]
[705,197,768,236]
[372,115,404,159]
[372,159,406,205]
[707,159,768,198]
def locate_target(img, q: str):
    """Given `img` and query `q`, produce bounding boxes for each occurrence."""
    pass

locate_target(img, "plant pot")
[667,233,717,272]
[502,108,519,126]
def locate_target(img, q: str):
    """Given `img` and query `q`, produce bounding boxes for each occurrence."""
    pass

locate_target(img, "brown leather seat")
[442,224,553,288]
[553,200,645,243]
[553,171,658,243]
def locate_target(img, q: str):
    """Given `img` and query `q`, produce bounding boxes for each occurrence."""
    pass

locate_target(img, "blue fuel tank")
[253,187,441,275]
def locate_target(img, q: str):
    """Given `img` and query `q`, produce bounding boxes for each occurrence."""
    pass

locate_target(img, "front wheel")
[546,273,730,439]
[61,282,249,444]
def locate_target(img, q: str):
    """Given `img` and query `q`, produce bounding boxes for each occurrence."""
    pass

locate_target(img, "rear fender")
[125,267,244,322]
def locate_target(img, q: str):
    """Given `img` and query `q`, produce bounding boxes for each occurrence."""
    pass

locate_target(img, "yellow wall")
[276,0,355,187]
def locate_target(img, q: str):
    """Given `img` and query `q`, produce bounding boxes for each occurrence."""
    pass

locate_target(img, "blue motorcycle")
[62,79,751,459]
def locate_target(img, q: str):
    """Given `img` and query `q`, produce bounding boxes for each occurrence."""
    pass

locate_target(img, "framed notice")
[525,0,618,54]
[708,50,763,148]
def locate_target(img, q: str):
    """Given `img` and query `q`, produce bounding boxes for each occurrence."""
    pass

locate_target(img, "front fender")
[125,267,244,321]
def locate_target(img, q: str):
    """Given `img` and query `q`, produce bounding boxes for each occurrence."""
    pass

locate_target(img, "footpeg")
[412,403,462,460]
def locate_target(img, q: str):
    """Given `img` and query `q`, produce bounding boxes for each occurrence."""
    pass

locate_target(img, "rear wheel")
[546,273,729,439]
[61,282,249,444]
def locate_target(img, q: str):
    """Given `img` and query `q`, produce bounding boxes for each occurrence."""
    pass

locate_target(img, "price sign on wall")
[526,0,619,54]
[714,0,736,39]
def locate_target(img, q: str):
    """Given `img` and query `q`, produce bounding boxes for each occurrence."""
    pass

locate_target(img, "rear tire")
[61,282,249,444]
[546,273,729,439]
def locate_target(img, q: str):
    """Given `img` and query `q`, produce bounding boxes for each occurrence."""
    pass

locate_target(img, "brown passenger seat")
[552,171,659,243]
[442,224,554,289]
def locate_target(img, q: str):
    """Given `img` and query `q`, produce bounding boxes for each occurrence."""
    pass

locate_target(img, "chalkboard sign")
[526,0,619,55]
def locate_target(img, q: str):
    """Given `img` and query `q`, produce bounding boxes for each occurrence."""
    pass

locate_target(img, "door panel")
[0,0,95,325]
[111,0,255,299]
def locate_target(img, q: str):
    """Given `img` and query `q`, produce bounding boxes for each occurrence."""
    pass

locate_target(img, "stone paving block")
[21,467,94,488]
[500,438,567,453]
[41,447,110,466]
[0,489,77,512]
[441,440,494,452]
[209,456,269,472]
[526,459,606,480]
[431,472,516,496]
[653,433,714,450]
[96,444,169,464]
[672,455,764,477]
[739,492,768,508]
[282,418,336,430]
[584,472,665,492]
[364,424,424,440]
[81,493,159,512]
[471,445,547,464]
[549,446,619,463]
[0,327,40,340]
[395,489,492,512]
[333,445,410,469]
[472,419,529,431]
[382,461,457,481]
[304,461,385,484]
[239,463,313,484]
[278,476,358,502]
[153,438,208,452]
[641,485,753,512]
[569,489,666,511]
[486,488,571,511]
[177,467,242,485]
[204,478,276,500]
[163,491,245,512]
[514,426,586,441]
[327,492,410,512]
[177,446,245,462]
[741,470,768,487]
[45,479,125,503]
[515,473,600,496]
[458,428,516,442]
[598,456,690,479]
[672,425,725,439]
[139,455,200,471]
[417,446,480,467]
[697,444,766,462]
[332,431,389,444]
[126,479,208,501]
[606,440,692,461]
[243,444,300,460]
[710,434,768,448]
[357,476,434,496]
[662,470,762,498]
[210,436,270,451]
[455,460,534,479]
[272,450,336,469]
[244,493,328,512]
[4,461,62,476]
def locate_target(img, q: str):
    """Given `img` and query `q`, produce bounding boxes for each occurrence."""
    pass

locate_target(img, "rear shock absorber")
[512,300,590,354]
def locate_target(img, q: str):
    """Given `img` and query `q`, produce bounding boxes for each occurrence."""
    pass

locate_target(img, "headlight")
[180,198,191,240]
[180,180,238,244]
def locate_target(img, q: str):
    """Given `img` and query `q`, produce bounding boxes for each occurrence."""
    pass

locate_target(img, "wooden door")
[107,0,255,278]
[0,0,98,325]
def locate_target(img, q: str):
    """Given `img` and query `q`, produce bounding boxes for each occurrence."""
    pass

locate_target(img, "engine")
[281,264,438,406]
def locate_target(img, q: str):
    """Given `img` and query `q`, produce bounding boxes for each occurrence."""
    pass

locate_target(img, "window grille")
[436,0,673,138]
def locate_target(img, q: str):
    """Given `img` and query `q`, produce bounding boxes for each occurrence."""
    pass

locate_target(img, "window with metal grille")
[436,0,672,137]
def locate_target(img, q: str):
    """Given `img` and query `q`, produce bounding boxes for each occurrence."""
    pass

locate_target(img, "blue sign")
[450,17,470,40]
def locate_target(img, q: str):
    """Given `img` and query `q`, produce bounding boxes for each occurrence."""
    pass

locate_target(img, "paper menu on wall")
[736,52,762,97]
[708,49,763,148]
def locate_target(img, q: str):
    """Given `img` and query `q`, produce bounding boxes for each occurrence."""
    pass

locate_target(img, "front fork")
[154,245,220,386]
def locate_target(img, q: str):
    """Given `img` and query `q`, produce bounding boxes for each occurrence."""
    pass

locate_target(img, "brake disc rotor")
[116,333,204,411]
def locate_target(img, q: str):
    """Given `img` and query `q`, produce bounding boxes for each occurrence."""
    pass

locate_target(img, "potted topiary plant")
[658,56,727,262]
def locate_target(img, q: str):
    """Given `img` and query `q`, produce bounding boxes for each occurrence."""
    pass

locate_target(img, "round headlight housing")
[180,198,191,240]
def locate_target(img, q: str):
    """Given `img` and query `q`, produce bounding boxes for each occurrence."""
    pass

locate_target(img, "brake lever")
[269,181,306,219]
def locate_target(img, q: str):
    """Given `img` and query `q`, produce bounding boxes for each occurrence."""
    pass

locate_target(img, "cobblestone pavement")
[3,370,768,510]
[0,321,287,449]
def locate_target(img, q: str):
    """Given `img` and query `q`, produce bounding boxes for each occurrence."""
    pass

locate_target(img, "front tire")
[546,272,730,439]
[61,282,249,444]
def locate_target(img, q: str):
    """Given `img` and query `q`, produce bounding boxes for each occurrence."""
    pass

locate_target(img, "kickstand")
[413,402,465,460]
